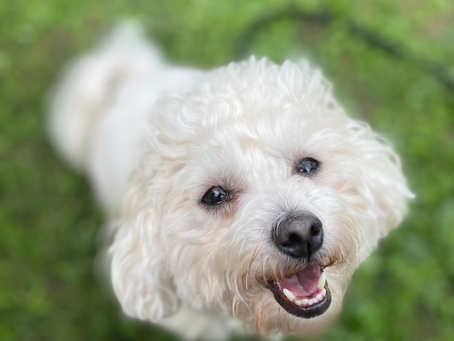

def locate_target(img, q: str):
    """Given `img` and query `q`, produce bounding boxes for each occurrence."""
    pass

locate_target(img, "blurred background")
[1,0,454,340]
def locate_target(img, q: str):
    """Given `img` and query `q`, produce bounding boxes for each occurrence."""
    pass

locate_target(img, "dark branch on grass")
[235,7,454,93]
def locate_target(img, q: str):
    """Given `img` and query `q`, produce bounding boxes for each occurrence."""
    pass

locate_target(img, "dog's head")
[110,58,412,336]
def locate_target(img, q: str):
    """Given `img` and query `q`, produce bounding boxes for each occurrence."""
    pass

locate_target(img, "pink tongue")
[278,265,321,298]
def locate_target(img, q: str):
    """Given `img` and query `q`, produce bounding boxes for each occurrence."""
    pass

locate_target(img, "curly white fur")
[48,23,413,340]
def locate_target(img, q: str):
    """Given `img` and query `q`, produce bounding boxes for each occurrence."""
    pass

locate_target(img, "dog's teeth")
[285,285,328,307]
[318,272,326,290]
[283,289,296,302]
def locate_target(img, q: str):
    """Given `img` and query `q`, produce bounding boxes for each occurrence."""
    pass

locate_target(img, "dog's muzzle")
[267,212,331,318]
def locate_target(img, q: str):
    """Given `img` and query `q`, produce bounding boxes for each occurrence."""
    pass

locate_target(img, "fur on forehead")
[148,57,347,156]
[145,57,413,243]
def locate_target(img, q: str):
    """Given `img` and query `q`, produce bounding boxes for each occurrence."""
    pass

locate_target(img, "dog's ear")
[347,121,414,240]
[110,160,180,322]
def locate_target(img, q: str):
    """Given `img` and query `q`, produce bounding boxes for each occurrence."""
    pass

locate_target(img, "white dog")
[48,24,413,340]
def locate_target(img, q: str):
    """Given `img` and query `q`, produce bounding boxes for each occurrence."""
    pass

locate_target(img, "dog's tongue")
[278,264,322,298]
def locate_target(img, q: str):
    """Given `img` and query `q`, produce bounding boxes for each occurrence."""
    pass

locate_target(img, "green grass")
[1,1,454,340]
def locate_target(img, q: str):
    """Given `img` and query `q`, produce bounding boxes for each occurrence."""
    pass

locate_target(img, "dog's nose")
[273,213,323,260]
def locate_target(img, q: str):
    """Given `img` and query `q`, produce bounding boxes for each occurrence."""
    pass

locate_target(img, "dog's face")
[111,58,412,336]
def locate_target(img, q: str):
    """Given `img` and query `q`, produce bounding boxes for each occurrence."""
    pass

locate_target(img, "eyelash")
[198,185,240,214]
[201,187,229,206]
[295,157,321,176]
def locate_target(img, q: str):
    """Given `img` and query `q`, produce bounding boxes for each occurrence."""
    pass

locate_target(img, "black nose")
[272,213,324,260]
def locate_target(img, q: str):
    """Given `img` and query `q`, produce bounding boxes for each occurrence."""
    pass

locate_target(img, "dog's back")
[48,23,200,215]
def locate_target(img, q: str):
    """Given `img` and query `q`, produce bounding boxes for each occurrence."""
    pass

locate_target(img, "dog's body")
[48,24,413,340]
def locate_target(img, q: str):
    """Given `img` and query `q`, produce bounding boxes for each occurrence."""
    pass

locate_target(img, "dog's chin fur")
[48,23,413,340]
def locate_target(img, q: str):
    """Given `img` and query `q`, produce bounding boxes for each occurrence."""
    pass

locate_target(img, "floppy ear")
[347,120,414,240]
[110,160,180,321]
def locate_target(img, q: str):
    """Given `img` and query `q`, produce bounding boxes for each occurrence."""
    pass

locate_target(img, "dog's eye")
[201,187,228,206]
[296,158,320,175]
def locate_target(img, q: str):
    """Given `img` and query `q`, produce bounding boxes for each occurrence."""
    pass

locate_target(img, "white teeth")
[318,272,326,290]
[283,288,296,302]
[281,277,328,307]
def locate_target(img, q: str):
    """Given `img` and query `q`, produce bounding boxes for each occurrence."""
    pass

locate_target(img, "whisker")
[261,253,268,284]
[231,295,237,317]
[255,299,266,336]
[277,261,285,280]
[269,257,278,282]
[247,233,265,289]
[248,232,264,272]
[276,306,281,329]
[241,272,248,291]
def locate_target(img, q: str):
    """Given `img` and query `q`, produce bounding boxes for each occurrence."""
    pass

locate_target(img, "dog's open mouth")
[267,264,331,319]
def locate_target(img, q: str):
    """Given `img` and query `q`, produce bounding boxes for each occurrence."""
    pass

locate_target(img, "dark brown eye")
[296,158,320,175]
[201,187,228,206]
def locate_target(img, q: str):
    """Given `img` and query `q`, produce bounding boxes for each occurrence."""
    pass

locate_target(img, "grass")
[1,1,454,340]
